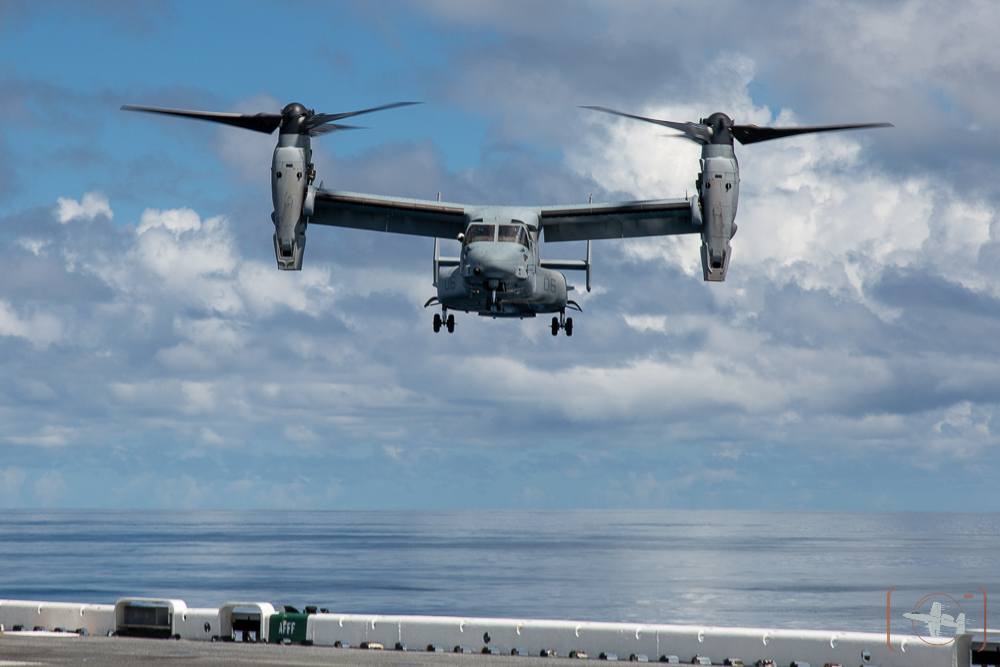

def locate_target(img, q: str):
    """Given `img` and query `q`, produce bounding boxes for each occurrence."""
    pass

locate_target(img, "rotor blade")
[307,123,364,137]
[302,101,421,129]
[120,105,282,134]
[581,106,711,144]
[731,122,894,145]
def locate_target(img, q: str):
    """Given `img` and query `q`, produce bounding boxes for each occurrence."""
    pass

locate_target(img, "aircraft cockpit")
[498,223,530,248]
[463,223,495,245]
[462,221,530,248]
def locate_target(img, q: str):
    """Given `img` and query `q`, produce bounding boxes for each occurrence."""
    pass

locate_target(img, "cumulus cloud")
[0,300,63,348]
[136,207,202,235]
[567,52,998,331]
[55,191,113,223]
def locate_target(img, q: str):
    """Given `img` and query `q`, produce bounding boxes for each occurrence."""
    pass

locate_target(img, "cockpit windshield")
[464,223,496,245]
[498,224,530,248]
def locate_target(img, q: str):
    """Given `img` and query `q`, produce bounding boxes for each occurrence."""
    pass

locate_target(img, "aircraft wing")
[310,189,468,240]
[539,197,698,242]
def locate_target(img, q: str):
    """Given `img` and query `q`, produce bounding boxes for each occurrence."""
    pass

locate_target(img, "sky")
[1,0,999,510]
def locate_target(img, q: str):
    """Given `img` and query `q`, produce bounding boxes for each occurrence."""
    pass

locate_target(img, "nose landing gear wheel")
[565,317,573,336]
[551,317,559,336]
[433,313,442,333]
[446,314,455,333]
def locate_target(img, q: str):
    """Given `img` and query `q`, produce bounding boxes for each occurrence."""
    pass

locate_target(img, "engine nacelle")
[271,137,311,271]
[271,224,305,271]
[698,147,739,282]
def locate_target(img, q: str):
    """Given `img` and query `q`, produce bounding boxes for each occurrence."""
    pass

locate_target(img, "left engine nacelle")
[271,139,312,271]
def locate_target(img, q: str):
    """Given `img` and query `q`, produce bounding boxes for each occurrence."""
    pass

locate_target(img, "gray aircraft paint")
[699,143,739,281]
[271,131,311,270]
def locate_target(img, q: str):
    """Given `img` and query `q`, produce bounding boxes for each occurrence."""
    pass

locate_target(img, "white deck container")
[114,597,219,640]
[0,599,114,636]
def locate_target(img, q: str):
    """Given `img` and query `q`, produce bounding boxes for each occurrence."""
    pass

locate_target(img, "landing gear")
[433,310,455,334]
[486,291,502,313]
[551,311,573,337]
[484,280,506,313]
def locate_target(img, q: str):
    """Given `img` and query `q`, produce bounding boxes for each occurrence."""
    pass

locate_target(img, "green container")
[268,613,309,644]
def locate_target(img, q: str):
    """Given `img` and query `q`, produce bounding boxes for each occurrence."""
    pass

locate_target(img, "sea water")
[0,510,997,635]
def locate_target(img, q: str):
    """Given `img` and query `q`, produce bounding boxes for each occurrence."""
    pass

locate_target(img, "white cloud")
[128,211,244,314]
[623,314,667,333]
[55,191,113,223]
[136,207,202,235]
[201,427,224,445]
[382,444,404,461]
[927,401,995,459]
[237,261,337,316]
[181,381,216,414]
[17,237,49,256]
[6,426,76,446]
[571,63,998,319]
[0,301,62,348]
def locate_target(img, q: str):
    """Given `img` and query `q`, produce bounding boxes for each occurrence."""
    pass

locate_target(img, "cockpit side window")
[498,224,529,248]
[464,223,495,245]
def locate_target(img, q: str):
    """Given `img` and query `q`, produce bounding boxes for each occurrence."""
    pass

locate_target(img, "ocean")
[1,510,997,635]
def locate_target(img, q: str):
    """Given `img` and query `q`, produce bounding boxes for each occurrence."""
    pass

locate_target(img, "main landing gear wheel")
[433,311,455,334]
[552,311,573,336]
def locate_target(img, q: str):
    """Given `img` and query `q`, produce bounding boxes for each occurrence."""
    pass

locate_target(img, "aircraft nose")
[464,244,526,281]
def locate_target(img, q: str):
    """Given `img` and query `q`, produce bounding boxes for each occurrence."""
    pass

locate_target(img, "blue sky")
[2,0,999,509]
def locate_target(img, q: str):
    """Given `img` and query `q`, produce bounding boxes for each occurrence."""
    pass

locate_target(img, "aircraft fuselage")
[437,208,571,318]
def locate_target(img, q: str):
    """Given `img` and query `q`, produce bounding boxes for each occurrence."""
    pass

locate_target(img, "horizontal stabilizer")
[541,259,588,271]
[542,239,592,292]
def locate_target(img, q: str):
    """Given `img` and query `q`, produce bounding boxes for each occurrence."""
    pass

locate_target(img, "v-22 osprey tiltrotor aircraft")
[121,102,891,336]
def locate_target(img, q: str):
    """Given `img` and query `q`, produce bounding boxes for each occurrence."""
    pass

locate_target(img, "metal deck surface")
[0,635,561,667]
